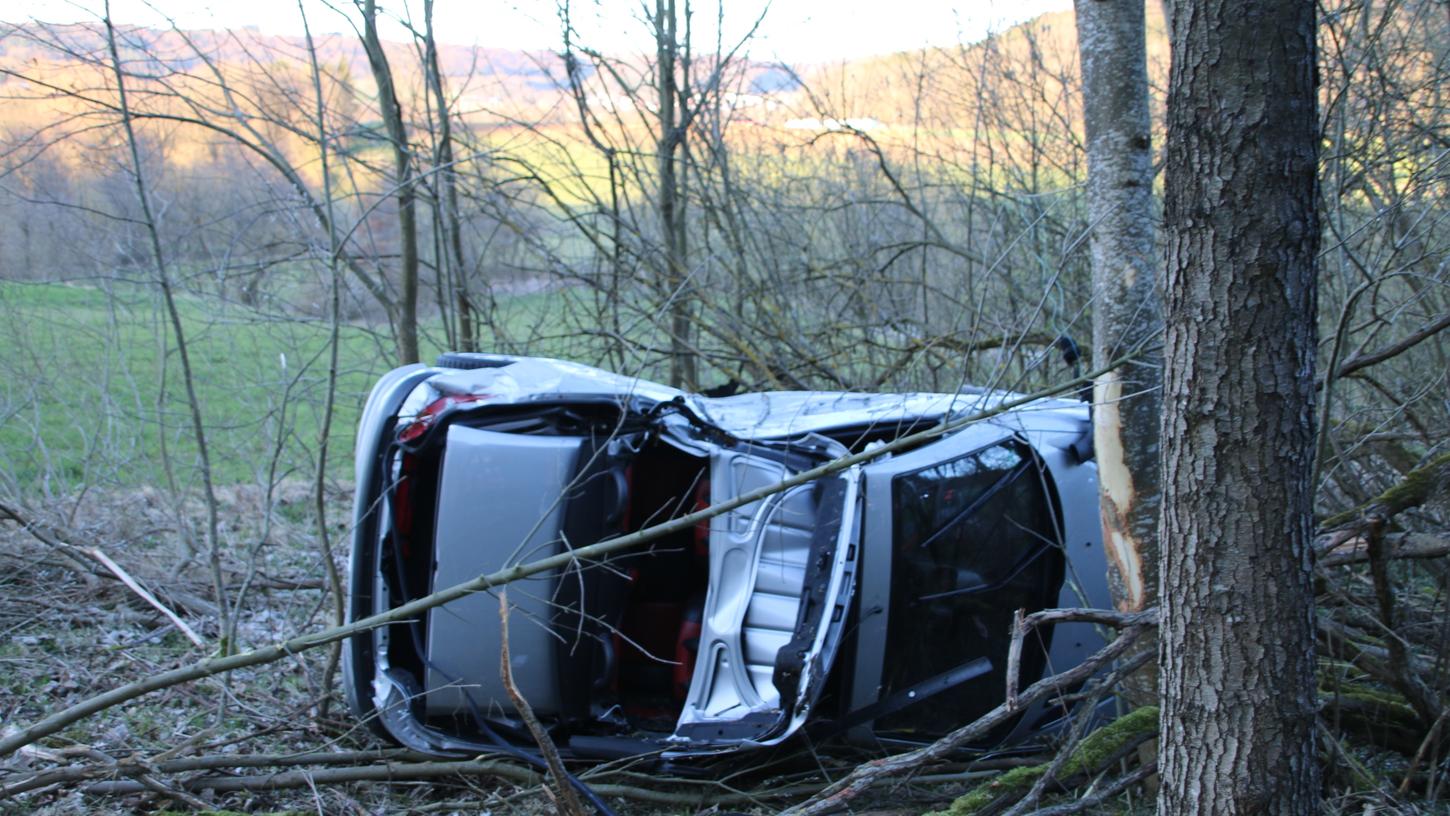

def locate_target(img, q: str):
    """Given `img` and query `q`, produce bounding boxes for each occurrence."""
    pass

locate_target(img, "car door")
[670,443,862,749]
[847,419,1069,739]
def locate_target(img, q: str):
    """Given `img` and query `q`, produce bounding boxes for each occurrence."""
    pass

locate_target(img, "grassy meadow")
[0,278,581,493]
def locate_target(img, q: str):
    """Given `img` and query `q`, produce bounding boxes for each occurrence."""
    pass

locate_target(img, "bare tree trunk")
[359,0,420,365]
[423,0,475,353]
[102,6,232,653]
[1159,0,1320,813]
[1073,0,1161,703]
[298,0,347,719]
[656,0,695,388]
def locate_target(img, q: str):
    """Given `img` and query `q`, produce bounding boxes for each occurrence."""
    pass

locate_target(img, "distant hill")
[0,8,1168,179]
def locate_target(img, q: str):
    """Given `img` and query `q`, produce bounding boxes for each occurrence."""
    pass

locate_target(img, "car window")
[881,438,1063,734]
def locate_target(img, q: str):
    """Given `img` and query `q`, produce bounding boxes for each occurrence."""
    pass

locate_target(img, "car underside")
[344,353,1112,761]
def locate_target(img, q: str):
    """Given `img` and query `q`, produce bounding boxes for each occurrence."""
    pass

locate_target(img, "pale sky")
[3,0,1073,62]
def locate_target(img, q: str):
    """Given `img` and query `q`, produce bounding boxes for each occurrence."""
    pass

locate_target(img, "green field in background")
[0,279,579,492]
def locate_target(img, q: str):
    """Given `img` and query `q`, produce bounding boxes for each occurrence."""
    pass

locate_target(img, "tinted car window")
[881,438,1063,734]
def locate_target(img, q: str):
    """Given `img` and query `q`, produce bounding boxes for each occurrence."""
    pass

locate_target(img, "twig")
[103,3,232,653]
[1334,309,1450,381]
[85,546,204,648]
[999,682,1105,816]
[299,0,347,721]
[499,589,587,816]
[1399,699,1450,794]
[1051,649,1154,707]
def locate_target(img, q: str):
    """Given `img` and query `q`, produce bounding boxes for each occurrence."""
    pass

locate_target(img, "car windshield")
[881,438,1064,734]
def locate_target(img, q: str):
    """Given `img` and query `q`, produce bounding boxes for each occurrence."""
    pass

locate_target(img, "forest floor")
[4,486,1437,815]
[0,484,1167,815]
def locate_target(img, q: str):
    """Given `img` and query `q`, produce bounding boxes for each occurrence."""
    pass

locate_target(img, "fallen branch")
[0,501,100,587]
[927,705,1157,816]
[1007,608,1152,710]
[1315,531,1450,568]
[780,611,1157,816]
[1319,450,1450,530]
[1012,761,1157,816]
[85,546,203,648]
[0,364,1120,760]
[499,589,587,816]
[0,501,203,646]
[0,749,438,798]
[74,761,829,807]
[1365,519,1444,726]
[80,758,542,795]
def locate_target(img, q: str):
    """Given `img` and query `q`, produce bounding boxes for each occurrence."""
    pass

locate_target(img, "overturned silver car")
[343,353,1111,759]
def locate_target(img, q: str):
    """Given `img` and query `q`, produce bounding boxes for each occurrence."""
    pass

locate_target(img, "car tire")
[434,352,512,370]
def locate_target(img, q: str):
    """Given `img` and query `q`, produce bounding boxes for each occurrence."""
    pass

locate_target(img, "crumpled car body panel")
[343,354,1111,758]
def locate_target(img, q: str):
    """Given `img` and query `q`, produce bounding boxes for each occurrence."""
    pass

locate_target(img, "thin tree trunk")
[423,0,474,353]
[298,0,347,719]
[1158,0,1321,813]
[656,0,695,388]
[1073,0,1161,704]
[360,0,420,365]
[102,7,232,653]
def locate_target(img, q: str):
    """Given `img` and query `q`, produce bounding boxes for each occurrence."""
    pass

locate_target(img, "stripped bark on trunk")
[1074,0,1162,622]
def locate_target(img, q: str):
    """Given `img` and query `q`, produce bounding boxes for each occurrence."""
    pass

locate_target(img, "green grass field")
[0,279,583,492]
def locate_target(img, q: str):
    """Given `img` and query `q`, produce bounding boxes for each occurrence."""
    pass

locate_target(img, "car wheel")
[435,352,512,370]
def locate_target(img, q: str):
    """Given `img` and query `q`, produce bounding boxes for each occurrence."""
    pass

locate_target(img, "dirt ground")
[0,487,869,815]
[2,486,1437,815]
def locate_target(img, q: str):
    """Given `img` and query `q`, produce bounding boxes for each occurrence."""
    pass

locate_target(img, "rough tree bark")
[359,0,421,365]
[1073,0,1162,633]
[1158,0,1321,813]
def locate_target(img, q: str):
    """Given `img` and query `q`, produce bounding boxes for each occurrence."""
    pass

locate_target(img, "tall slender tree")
[358,0,421,364]
[654,0,696,388]
[1158,0,1321,813]
[1073,0,1161,643]
[421,0,476,353]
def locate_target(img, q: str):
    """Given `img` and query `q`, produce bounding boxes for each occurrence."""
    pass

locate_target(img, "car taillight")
[397,394,494,443]
[394,454,417,543]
